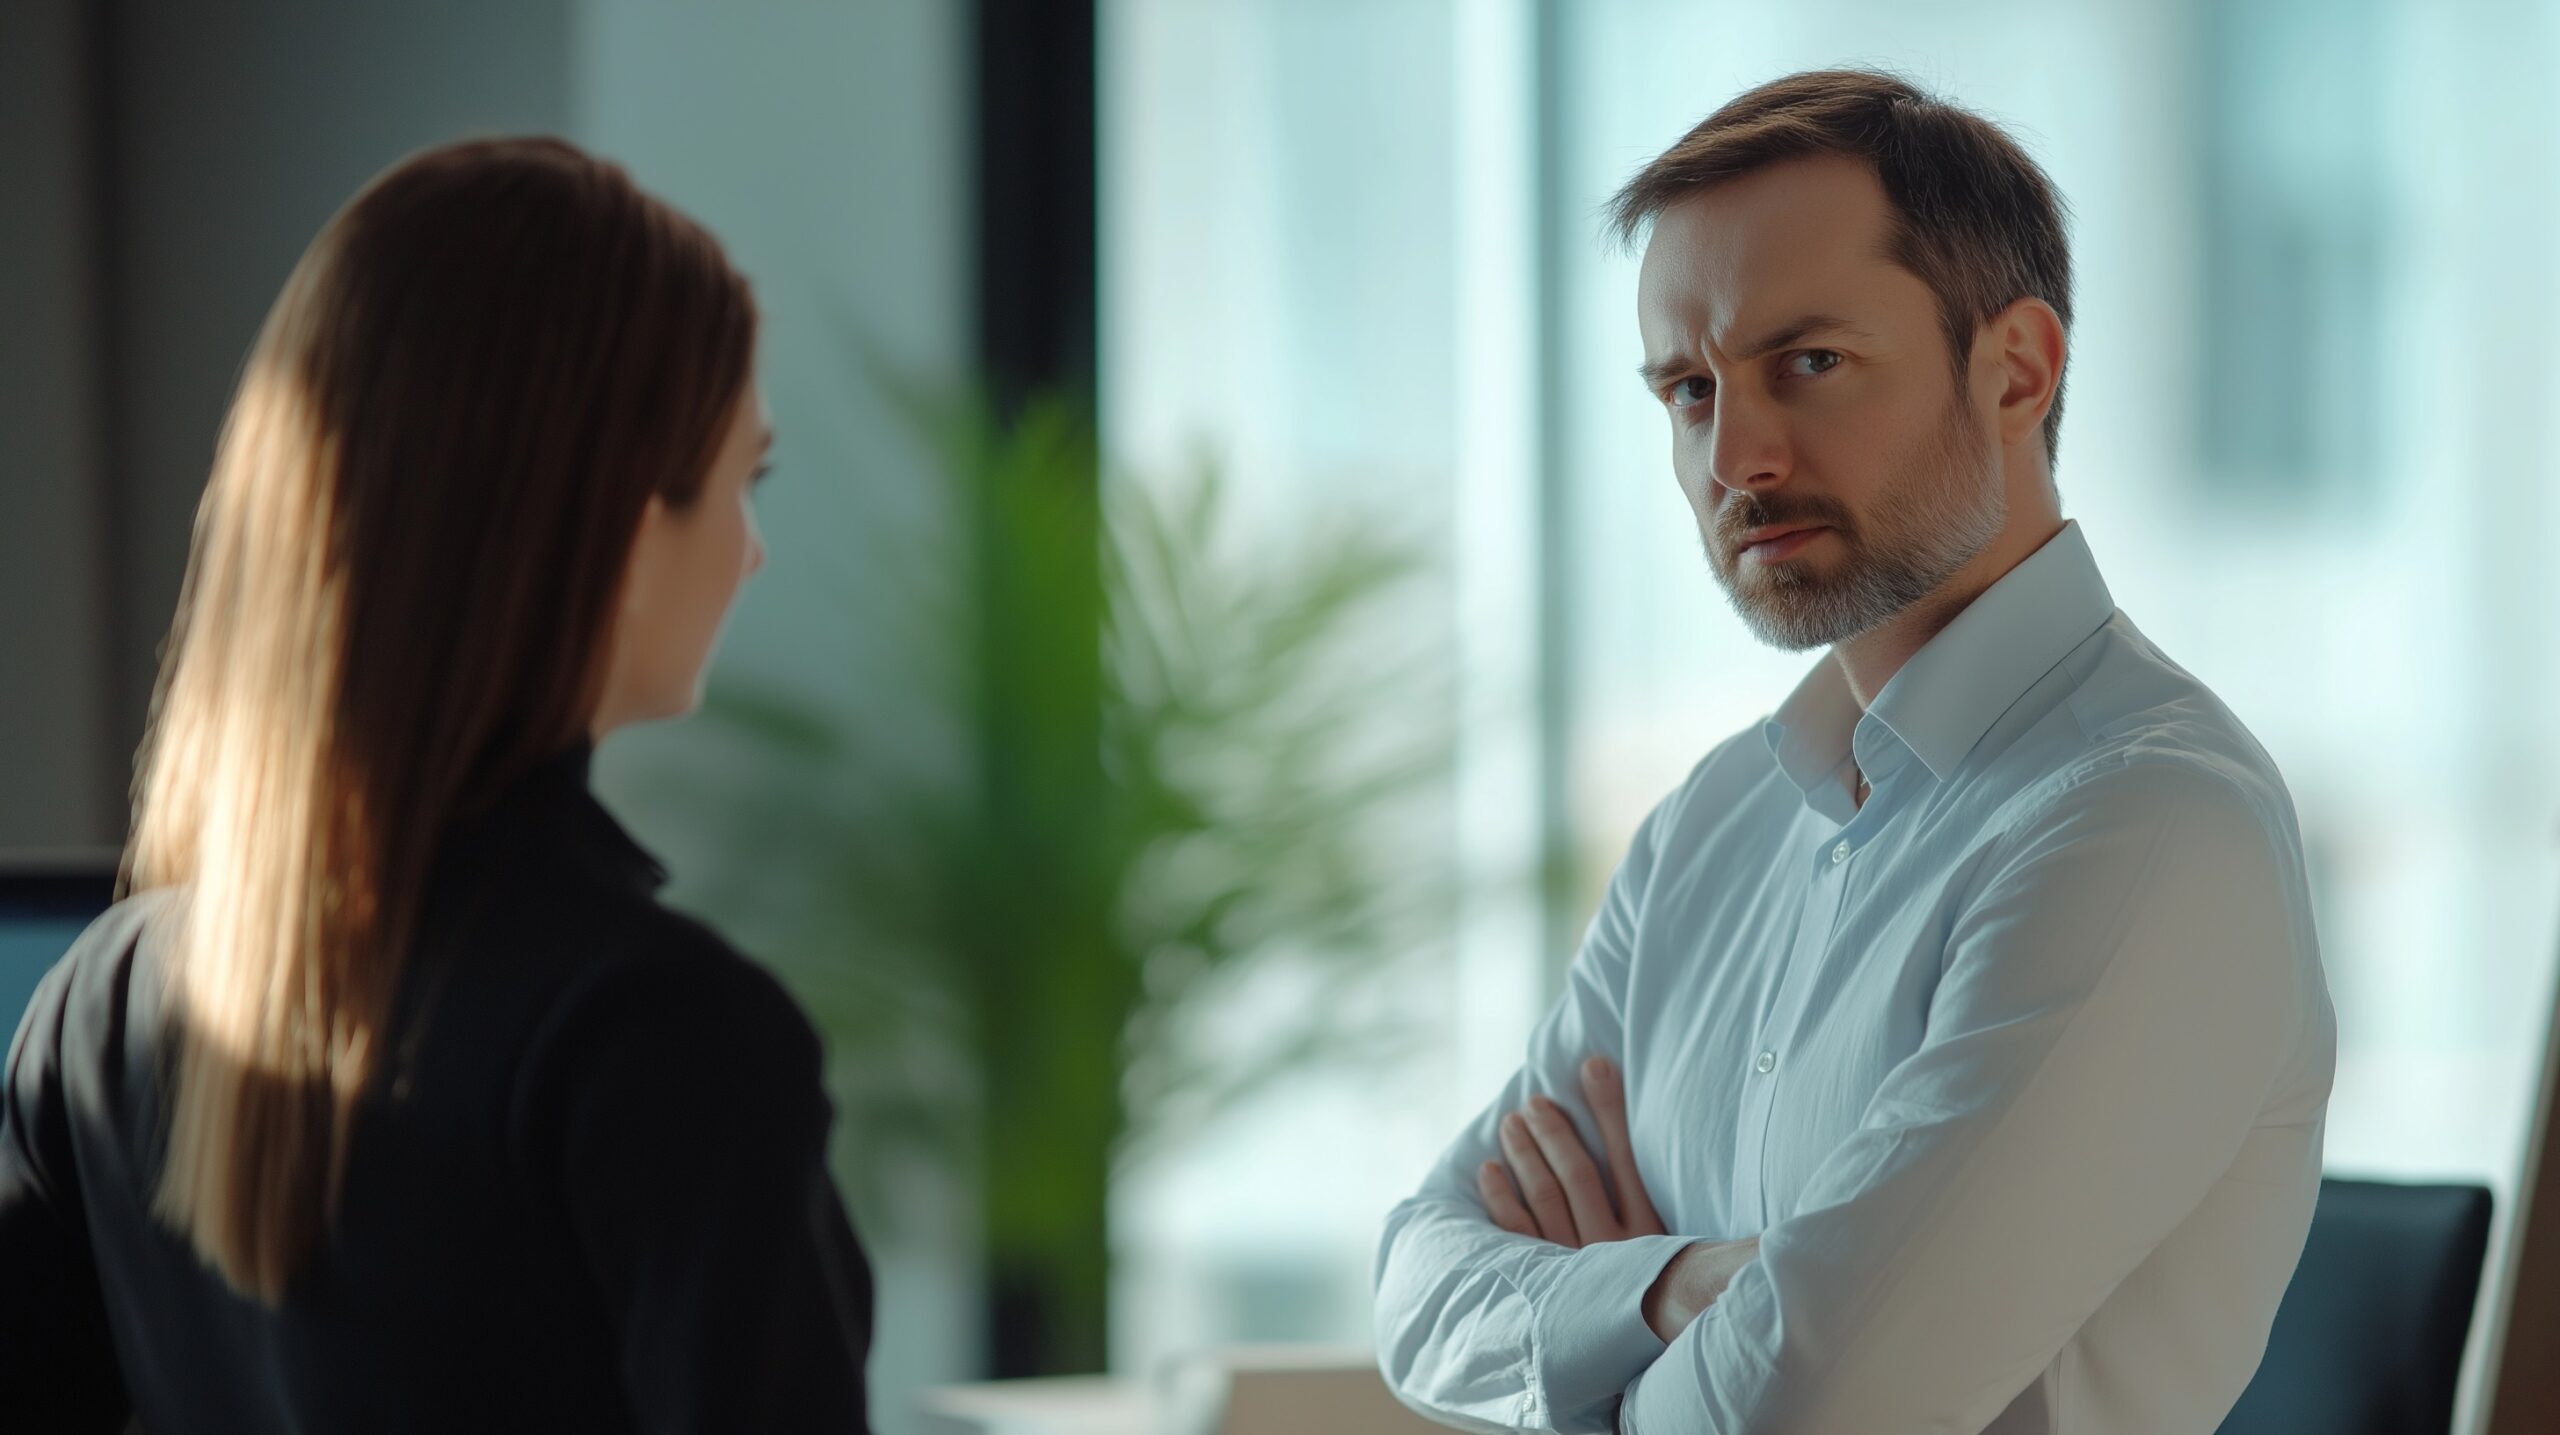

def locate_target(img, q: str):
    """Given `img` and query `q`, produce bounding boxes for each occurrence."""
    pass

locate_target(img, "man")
[1373,70,2335,1434]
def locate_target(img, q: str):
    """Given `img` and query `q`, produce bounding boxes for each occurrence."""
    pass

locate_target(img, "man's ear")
[1979,296,2066,451]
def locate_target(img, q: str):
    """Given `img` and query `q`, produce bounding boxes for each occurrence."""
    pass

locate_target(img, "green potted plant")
[668,387,1451,1377]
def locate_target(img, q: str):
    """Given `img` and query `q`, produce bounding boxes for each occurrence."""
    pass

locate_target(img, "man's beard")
[1704,395,2005,652]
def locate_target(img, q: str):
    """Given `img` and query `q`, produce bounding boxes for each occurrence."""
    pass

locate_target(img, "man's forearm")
[1385,1056,1688,1430]
[1378,1195,1699,1434]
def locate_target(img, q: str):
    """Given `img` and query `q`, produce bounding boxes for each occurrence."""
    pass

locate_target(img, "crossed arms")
[1373,760,2319,1433]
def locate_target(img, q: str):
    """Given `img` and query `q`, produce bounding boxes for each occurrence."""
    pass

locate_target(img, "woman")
[0,138,873,1432]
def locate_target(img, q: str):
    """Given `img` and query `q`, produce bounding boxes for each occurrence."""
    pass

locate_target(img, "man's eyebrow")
[1636,354,1692,391]
[1637,313,1879,389]
[1737,313,1875,359]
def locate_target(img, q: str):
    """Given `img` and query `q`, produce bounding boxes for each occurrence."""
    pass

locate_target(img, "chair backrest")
[2219,1177,2493,1435]
[0,859,118,1039]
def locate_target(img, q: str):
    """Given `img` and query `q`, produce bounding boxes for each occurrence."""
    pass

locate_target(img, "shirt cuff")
[1520,1234,1694,1430]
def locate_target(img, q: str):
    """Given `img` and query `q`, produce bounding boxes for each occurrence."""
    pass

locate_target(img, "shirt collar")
[1763,521,2115,801]
[450,741,670,896]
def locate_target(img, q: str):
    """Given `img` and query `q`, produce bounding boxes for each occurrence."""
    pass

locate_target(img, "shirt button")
[1755,1050,1778,1074]
[1831,840,1851,865]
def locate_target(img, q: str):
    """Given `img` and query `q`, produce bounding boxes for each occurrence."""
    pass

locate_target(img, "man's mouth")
[1736,523,1832,563]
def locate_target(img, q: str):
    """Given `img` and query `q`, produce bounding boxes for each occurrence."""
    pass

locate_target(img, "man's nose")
[1707,387,1791,495]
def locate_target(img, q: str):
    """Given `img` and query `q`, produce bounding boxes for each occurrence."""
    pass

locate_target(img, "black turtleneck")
[1,745,875,1433]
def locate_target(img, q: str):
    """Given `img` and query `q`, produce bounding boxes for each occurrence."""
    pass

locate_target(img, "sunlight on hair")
[130,351,391,1302]
[122,135,760,1304]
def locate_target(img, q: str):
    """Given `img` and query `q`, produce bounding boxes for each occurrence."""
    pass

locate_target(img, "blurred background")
[6,2,2560,1432]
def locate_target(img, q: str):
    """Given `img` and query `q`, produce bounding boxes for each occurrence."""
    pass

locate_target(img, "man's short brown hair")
[1610,69,2074,468]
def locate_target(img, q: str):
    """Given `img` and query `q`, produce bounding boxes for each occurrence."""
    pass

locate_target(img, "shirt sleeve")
[1374,799,1696,1434]
[527,932,876,1435]
[0,952,132,1434]
[1619,757,2323,1432]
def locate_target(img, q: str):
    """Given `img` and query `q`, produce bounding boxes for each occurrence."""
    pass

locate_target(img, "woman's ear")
[618,494,672,621]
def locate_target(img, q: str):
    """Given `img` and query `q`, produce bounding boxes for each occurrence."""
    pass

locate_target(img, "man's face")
[1635,153,2003,651]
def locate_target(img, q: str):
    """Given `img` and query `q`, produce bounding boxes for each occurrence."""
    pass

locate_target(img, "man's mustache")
[1714,493,1857,551]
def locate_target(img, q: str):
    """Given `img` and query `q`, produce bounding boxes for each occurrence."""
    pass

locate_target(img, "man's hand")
[1475,1054,1762,1345]
[1476,1056,1664,1247]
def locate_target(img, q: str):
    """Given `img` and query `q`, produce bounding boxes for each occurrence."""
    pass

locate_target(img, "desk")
[916,1345,1446,1435]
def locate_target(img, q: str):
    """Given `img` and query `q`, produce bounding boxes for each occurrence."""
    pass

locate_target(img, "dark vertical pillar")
[2489,987,2560,1433]
[969,0,1102,1380]
[973,0,1097,416]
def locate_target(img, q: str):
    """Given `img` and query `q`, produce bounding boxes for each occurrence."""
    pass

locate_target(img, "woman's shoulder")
[4,887,185,1186]
[503,902,827,1149]
[13,887,184,1056]
[60,886,183,973]
[558,902,814,1053]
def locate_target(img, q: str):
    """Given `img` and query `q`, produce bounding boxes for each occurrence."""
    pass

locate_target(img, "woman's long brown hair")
[122,137,757,1303]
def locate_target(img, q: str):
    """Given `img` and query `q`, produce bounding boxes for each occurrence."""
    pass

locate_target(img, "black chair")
[2219,1177,2493,1435]
[0,858,119,1038]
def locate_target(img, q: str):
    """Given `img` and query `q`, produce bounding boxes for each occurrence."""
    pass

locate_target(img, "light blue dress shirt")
[1375,523,2336,1434]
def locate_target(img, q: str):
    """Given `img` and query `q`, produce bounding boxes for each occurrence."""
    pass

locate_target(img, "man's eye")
[1667,376,1714,408]
[1784,349,1845,378]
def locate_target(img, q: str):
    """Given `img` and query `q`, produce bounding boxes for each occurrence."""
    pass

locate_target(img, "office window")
[2198,0,2389,503]
[1103,7,2560,1427]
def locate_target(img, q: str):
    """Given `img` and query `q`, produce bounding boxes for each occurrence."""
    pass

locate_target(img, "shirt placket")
[1730,822,1859,1229]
